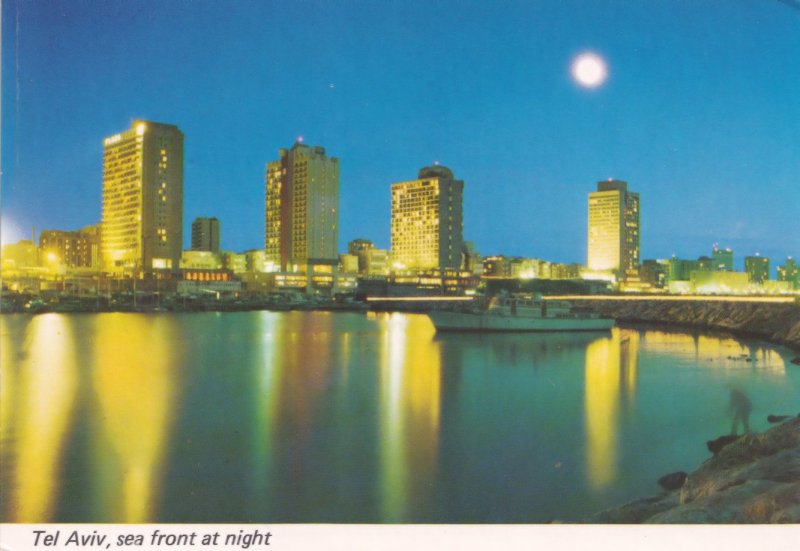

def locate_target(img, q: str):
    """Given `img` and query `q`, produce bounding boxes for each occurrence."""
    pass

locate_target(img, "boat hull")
[428,310,615,332]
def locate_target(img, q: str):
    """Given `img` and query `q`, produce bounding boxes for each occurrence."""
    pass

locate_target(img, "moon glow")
[571,52,608,88]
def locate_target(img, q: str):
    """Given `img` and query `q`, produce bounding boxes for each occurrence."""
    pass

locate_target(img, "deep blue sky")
[2,0,798,268]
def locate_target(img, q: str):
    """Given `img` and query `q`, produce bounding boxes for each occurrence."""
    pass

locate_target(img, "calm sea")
[1,311,798,523]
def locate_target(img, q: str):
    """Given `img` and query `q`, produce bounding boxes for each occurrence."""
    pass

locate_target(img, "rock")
[586,493,679,524]
[658,471,688,491]
[707,434,741,455]
[790,357,800,365]
[653,480,800,524]
[768,415,791,423]
[589,419,800,523]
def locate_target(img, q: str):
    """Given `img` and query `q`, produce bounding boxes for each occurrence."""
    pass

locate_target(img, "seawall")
[572,299,800,352]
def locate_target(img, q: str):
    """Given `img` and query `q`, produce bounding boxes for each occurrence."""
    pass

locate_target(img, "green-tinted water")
[1,311,797,523]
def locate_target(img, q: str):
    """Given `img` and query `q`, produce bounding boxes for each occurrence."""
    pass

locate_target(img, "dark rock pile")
[572,300,800,352]
[587,418,800,523]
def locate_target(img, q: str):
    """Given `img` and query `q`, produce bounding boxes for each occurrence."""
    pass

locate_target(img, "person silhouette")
[729,387,752,436]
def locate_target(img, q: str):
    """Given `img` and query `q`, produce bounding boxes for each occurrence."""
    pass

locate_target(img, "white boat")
[427,294,614,332]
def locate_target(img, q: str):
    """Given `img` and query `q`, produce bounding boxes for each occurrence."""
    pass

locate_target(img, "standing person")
[729,387,752,435]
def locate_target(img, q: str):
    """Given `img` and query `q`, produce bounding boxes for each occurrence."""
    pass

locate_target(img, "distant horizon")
[2,1,798,266]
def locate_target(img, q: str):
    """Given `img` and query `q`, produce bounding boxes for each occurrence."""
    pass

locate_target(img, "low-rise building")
[690,270,749,294]
[339,253,360,274]
[180,250,222,270]
[221,251,247,274]
[244,249,268,272]
[744,255,770,284]
[777,257,799,289]
[1,240,39,271]
[39,226,100,270]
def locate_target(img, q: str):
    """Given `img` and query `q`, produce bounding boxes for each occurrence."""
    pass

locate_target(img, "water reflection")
[435,331,603,367]
[274,313,334,498]
[250,312,282,515]
[1,311,797,524]
[5,315,78,522]
[641,331,785,372]
[379,314,441,521]
[90,314,179,522]
[584,328,639,490]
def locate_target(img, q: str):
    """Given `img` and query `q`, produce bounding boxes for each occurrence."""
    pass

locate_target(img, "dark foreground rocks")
[588,418,800,523]
[657,471,688,491]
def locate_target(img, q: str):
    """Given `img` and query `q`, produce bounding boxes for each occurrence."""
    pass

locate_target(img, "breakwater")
[572,298,800,352]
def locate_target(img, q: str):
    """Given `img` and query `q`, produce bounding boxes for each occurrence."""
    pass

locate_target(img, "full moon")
[571,52,608,88]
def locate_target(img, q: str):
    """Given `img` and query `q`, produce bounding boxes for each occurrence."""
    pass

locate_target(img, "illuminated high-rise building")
[191,217,220,253]
[265,142,339,271]
[587,179,640,276]
[391,165,463,271]
[101,120,183,273]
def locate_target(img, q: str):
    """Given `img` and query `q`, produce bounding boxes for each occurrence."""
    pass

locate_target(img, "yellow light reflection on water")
[641,331,785,373]
[621,330,640,407]
[0,318,17,452]
[251,312,282,504]
[91,314,178,522]
[8,315,78,522]
[584,327,639,490]
[379,314,441,521]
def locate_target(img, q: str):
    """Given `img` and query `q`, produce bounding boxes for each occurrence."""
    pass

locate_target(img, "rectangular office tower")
[587,179,640,275]
[391,165,464,271]
[265,142,339,271]
[101,120,183,273]
[191,217,220,253]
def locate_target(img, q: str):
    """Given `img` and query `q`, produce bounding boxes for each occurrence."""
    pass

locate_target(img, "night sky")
[2,0,798,268]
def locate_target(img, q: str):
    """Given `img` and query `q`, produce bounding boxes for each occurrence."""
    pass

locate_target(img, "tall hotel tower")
[265,142,340,271]
[101,120,184,274]
[391,165,464,271]
[587,179,640,276]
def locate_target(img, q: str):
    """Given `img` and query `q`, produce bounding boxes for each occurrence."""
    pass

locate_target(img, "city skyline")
[2,1,798,265]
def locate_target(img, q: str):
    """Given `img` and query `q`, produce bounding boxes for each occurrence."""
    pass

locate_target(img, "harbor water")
[1,311,798,523]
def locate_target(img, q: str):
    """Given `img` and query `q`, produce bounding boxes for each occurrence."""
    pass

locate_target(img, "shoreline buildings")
[101,120,184,274]
[191,217,221,253]
[39,226,100,270]
[265,142,340,272]
[3,121,797,301]
[587,179,640,280]
[391,165,464,272]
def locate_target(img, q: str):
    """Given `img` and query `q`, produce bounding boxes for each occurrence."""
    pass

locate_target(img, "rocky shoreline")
[577,299,800,523]
[586,418,800,523]
[574,299,800,352]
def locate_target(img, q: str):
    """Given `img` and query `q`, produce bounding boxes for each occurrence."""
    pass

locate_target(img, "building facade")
[777,257,799,288]
[101,120,184,274]
[191,217,220,253]
[265,142,339,271]
[391,165,464,271]
[39,225,100,269]
[347,239,389,277]
[712,245,734,271]
[587,179,640,277]
[744,255,770,284]
[1,240,39,271]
